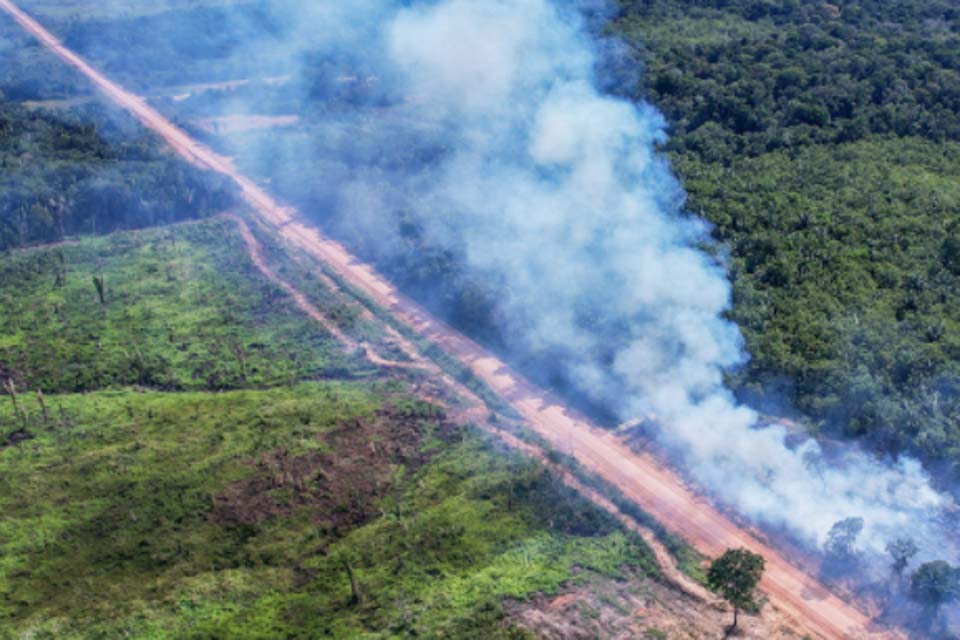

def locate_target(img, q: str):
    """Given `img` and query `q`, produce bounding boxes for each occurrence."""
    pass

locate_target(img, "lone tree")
[707,547,765,633]
[885,537,919,580]
[910,561,960,629]
[3,378,25,424]
[824,517,864,564]
[92,275,106,305]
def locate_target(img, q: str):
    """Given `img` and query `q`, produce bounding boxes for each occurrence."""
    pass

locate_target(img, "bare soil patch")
[0,428,34,451]
[507,570,806,640]
[211,405,454,530]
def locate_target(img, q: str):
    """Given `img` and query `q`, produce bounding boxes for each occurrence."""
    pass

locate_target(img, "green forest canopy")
[611,0,960,469]
[0,102,235,250]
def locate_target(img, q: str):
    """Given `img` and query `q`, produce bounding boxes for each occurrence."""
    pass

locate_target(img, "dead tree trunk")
[343,558,362,605]
[4,379,25,424]
[58,403,71,429]
[725,606,739,637]
[92,275,106,305]
[35,389,49,424]
[54,251,66,288]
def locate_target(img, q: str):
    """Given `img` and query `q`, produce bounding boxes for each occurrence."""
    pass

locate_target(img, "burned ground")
[211,404,454,530]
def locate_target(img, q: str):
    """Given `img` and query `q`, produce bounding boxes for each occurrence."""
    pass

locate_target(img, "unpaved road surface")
[0,2,903,637]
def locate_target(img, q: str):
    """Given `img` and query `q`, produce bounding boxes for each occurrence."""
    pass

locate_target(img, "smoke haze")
[318,0,953,561]
[39,0,957,565]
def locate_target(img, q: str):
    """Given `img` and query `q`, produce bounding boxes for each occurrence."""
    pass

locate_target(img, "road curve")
[0,2,902,637]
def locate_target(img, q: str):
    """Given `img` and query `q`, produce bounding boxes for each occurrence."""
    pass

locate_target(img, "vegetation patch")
[0,101,234,250]
[0,213,659,638]
[610,1,960,470]
[0,218,361,393]
[0,385,657,639]
[211,403,454,529]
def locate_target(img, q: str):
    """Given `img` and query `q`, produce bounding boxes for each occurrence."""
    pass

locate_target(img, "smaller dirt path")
[226,213,431,371]
[486,424,717,604]
[226,213,355,347]
[225,212,721,607]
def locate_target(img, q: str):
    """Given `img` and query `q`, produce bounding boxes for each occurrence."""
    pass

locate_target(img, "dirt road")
[0,1,902,637]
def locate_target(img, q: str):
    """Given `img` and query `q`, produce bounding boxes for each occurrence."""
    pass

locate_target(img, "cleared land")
[1,220,666,638]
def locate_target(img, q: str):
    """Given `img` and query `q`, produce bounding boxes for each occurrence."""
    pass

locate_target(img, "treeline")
[0,103,235,250]
[57,3,284,90]
[0,17,90,102]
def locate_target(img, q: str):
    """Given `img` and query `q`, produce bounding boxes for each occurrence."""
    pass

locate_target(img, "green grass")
[0,218,365,393]
[0,217,659,639]
[535,434,706,585]
[0,385,656,639]
[0,384,379,631]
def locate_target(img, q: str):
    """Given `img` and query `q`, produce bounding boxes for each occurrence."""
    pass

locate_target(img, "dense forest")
[0,18,89,101]
[616,0,960,155]
[0,19,235,251]
[606,0,960,469]
[0,104,235,250]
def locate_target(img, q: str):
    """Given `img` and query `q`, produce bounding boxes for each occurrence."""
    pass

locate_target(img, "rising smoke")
[66,0,957,565]
[311,0,953,562]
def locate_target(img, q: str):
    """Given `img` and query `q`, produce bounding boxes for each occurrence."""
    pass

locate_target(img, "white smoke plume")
[367,0,954,559]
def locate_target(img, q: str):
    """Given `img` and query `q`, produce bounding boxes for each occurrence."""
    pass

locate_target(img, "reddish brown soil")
[211,406,452,529]
[0,3,903,637]
[508,569,808,640]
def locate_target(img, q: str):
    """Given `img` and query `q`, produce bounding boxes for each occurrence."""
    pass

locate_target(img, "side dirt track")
[0,1,903,637]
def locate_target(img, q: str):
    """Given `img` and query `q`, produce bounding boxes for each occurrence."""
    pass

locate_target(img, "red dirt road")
[0,2,902,637]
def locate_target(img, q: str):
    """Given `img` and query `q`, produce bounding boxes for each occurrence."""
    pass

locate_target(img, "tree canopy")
[910,560,960,624]
[886,537,919,578]
[0,103,235,250]
[707,547,765,629]
[608,0,960,474]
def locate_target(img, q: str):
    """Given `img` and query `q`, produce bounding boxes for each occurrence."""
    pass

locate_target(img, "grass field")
[0,383,656,638]
[0,218,364,393]
[0,219,658,639]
